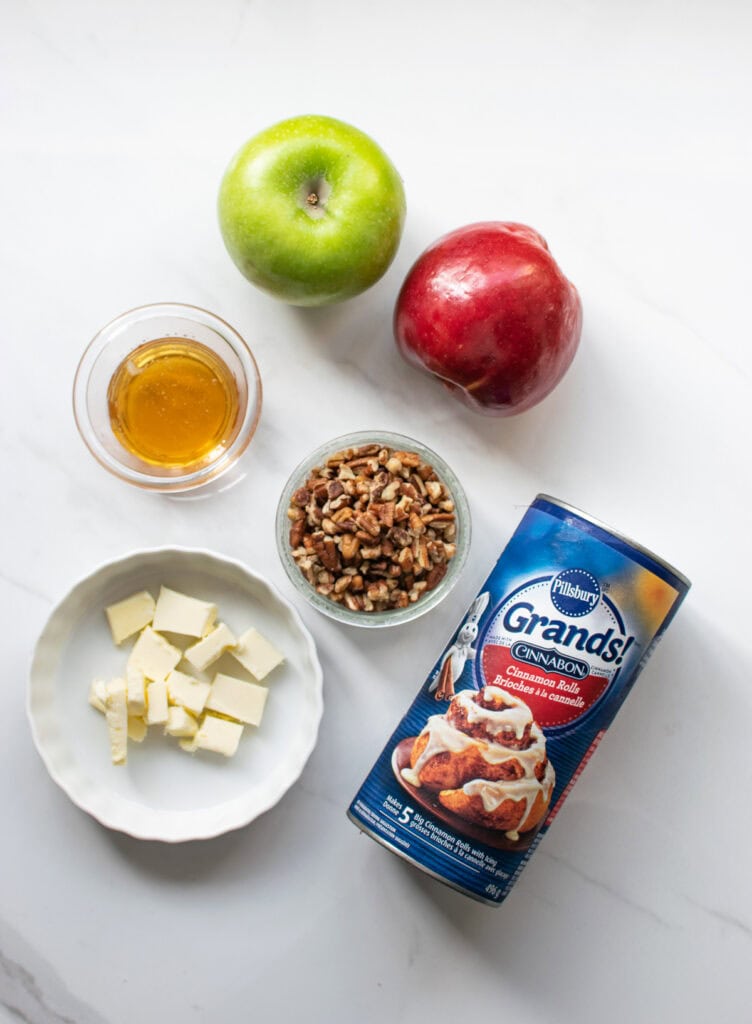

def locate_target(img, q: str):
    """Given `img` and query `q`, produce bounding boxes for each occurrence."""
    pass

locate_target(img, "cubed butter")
[152,586,217,638]
[164,706,198,738]
[88,679,108,714]
[130,626,181,682]
[127,716,148,742]
[105,591,155,645]
[231,628,284,681]
[105,678,128,765]
[166,669,211,715]
[205,672,268,726]
[183,622,236,673]
[146,679,169,725]
[126,663,146,716]
[191,714,244,757]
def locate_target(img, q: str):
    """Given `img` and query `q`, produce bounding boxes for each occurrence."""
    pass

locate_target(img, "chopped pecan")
[287,442,459,613]
[409,511,426,535]
[360,544,382,560]
[289,519,305,548]
[398,546,414,572]
[316,538,340,572]
[411,473,427,497]
[394,450,421,467]
[414,538,431,571]
[425,563,447,590]
[340,534,361,561]
[380,480,400,502]
[355,511,380,537]
[390,526,411,547]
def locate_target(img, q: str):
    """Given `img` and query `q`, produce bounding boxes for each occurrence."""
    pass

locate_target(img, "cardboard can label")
[347,495,690,905]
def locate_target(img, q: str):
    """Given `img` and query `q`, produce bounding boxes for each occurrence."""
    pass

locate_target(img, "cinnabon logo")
[550,568,600,618]
[511,641,589,680]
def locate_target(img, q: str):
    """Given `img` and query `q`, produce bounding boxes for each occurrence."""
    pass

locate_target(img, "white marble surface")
[2,1,751,1021]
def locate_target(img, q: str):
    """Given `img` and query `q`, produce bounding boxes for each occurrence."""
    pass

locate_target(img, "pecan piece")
[355,511,381,537]
[425,563,447,590]
[425,481,443,503]
[394,450,421,467]
[397,546,413,572]
[289,519,305,548]
[409,511,426,535]
[316,538,341,572]
[360,544,382,560]
[340,534,361,561]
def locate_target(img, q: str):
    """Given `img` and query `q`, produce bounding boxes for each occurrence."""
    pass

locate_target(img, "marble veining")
[0,919,106,1024]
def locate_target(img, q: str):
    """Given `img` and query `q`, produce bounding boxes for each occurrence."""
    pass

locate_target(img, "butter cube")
[146,679,169,725]
[152,587,217,638]
[126,663,146,716]
[105,591,155,645]
[166,669,211,716]
[164,706,197,738]
[183,622,236,673]
[105,678,128,765]
[127,716,148,742]
[206,672,268,726]
[88,679,108,714]
[191,714,243,757]
[130,627,181,682]
[231,628,284,681]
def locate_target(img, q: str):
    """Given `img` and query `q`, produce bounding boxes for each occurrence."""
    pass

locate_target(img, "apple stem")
[299,177,330,219]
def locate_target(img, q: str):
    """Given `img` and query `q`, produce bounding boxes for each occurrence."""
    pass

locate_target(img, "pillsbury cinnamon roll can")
[348,494,690,905]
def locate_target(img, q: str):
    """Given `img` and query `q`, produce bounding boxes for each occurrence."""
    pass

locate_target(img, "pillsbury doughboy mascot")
[429,591,490,700]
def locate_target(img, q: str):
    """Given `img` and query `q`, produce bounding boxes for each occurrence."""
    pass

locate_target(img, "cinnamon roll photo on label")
[348,494,690,906]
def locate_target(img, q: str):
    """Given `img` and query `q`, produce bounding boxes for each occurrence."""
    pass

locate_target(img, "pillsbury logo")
[550,568,600,618]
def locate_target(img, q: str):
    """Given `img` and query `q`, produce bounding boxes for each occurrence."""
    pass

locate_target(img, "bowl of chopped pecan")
[276,431,470,626]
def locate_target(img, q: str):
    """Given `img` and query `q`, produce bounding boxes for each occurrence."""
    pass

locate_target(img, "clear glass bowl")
[73,303,262,493]
[276,430,471,628]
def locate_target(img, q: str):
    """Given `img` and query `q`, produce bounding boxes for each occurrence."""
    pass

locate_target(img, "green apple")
[218,115,406,306]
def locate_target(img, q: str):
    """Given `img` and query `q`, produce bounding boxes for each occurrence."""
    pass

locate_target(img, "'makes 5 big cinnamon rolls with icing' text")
[348,495,690,905]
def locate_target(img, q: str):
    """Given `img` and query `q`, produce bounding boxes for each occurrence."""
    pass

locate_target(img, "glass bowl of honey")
[73,303,262,493]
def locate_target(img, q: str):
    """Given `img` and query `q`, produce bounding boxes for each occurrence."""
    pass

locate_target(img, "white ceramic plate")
[28,547,323,842]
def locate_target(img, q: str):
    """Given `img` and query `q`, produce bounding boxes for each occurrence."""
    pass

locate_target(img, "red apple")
[394,222,582,416]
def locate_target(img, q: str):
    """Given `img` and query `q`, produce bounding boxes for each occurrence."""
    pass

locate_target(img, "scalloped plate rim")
[27,546,324,842]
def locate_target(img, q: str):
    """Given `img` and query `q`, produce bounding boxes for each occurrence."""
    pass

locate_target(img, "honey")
[107,338,240,468]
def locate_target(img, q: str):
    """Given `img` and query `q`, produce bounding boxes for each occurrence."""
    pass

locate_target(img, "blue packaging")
[347,495,690,905]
